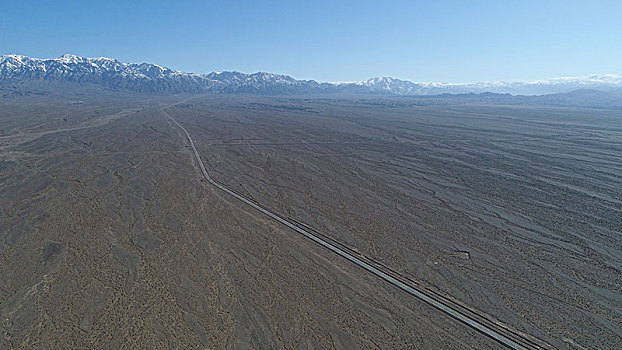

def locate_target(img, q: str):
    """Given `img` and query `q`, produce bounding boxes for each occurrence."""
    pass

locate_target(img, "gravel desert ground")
[1,93,621,349]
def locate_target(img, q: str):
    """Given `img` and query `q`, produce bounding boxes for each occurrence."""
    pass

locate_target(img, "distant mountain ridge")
[2,54,621,95]
[355,75,622,95]
[0,54,326,94]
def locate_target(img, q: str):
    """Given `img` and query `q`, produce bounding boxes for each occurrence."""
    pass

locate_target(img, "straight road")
[163,107,552,350]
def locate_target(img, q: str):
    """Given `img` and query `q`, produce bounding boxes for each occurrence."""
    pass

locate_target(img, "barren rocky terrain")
[1,93,621,349]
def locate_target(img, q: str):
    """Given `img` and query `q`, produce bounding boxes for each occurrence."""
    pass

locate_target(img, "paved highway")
[163,107,551,350]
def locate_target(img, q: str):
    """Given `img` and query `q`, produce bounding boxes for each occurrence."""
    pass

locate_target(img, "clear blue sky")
[1,0,620,83]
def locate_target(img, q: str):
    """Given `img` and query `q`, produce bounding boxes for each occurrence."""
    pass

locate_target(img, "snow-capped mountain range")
[354,75,622,95]
[2,54,621,96]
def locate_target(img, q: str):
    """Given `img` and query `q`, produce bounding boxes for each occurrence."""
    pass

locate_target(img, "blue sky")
[1,0,620,83]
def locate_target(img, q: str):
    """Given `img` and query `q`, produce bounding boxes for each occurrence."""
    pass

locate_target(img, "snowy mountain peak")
[57,53,82,63]
[0,54,326,94]
[2,54,29,61]
[0,54,30,64]
[360,74,622,95]
[1,54,621,95]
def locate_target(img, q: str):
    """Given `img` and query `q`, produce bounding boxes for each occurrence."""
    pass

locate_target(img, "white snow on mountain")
[357,74,622,95]
[1,54,621,95]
